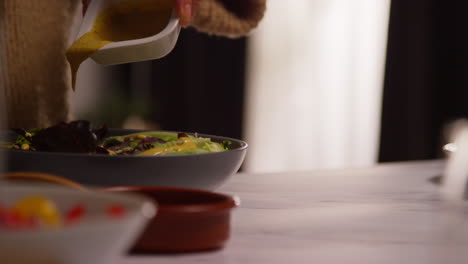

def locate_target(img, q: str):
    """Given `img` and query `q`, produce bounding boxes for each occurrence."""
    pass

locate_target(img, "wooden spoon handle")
[2,172,90,192]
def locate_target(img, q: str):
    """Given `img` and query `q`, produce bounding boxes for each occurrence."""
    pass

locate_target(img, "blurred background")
[70,0,468,173]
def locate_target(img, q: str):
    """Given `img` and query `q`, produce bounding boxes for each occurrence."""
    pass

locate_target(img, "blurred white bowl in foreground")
[0,183,156,264]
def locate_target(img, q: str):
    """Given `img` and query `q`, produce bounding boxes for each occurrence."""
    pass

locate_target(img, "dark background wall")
[379,0,468,162]
[148,28,247,140]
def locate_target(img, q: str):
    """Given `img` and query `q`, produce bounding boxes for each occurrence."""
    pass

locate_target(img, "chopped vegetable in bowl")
[103,132,228,156]
[0,194,128,230]
[2,120,231,156]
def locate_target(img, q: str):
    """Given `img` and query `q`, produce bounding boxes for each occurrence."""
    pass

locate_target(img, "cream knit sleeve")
[0,0,80,128]
[192,0,266,38]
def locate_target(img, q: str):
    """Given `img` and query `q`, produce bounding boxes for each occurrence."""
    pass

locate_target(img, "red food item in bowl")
[0,207,39,230]
[107,204,127,219]
[65,204,86,225]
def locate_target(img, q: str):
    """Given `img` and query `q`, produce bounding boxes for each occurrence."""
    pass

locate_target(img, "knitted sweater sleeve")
[0,0,80,128]
[191,0,267,38]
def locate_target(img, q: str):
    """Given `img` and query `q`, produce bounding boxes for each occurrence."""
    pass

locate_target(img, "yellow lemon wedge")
[13,195,62,227]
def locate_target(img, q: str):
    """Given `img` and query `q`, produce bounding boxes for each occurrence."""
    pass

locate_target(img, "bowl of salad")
[1,120,248,190]
[0,182,156,264]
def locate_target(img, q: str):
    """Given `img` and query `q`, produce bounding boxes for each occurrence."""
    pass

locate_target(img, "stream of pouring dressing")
[66,0,173,90]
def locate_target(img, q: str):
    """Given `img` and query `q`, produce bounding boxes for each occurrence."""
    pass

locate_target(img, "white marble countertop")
[119,160,468,264]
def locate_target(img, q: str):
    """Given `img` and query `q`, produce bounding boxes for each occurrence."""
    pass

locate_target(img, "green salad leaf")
[4,121,232,156]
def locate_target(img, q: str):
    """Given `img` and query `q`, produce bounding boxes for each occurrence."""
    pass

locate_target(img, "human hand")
[81,0,200,27]
[175,0,201,27]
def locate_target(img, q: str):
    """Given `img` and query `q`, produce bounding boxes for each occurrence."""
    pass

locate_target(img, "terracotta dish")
[104,186,239,253]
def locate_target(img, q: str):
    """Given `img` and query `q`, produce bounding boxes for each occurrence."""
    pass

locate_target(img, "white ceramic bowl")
[77,0,180,66]
[0,183,156,264]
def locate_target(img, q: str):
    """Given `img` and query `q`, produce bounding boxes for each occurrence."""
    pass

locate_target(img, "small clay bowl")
[103,186,239,253]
